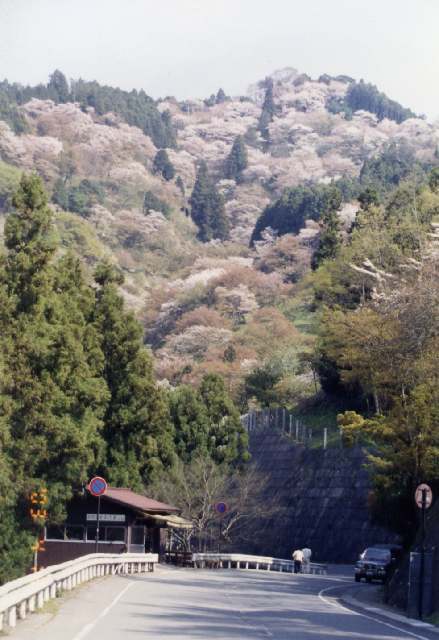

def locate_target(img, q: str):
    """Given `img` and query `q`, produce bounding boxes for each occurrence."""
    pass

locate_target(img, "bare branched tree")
[147,455,282,552]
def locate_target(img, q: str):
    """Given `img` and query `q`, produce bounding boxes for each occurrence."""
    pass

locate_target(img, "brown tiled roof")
[104,487,180,514]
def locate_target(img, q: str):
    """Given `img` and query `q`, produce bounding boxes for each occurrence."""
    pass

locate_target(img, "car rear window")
[363,548,391,561]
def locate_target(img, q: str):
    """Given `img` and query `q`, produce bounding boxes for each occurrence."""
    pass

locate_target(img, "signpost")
[215,502,227,515]
[414,483,433,619]
[88,476,107,553]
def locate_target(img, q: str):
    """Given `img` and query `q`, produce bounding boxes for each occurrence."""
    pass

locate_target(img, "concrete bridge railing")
[192,553,327,575]
[0,552,157,631]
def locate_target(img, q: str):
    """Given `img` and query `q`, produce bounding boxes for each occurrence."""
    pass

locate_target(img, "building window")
[86,525,103,542]
[106,527,126,543]
[131,526,145,545]
[65,526,84,541]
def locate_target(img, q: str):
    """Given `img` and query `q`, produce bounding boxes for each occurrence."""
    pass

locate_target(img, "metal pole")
[419,489,426,619]
[323,428,328,450]
[95,494,101,553]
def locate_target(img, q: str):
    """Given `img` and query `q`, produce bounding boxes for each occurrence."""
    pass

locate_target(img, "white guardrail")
[192,553,327,575]
[0,552,157,631]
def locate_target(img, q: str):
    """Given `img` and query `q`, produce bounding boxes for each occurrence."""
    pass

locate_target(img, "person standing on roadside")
[302,547,312,573]
[292,548,304,574]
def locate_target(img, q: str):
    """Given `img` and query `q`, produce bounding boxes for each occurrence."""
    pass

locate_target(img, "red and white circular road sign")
[88,476,107,497]
[414,483,433,509]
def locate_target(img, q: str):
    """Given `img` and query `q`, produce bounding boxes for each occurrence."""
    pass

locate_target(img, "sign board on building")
[86,514,126,522]
[415,483,433,509]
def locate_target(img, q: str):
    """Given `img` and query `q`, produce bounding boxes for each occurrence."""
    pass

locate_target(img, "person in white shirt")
[302,547,312,574]
[292,548,304,574]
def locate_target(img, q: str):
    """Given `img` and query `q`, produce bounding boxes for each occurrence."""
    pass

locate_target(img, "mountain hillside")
[0,67,437,412]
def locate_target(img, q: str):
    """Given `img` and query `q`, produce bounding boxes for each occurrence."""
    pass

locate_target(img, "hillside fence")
[241,407,341,449]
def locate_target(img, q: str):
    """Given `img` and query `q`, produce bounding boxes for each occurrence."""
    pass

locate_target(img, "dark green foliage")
[143,190,171,217]
[5,174,56,311]
[224,135,248,182]
[170,386,209,462]
[258,78,276,140]
[176,175,185,196]
[190,162,230,241]
[245,365,282,407]
[71,81,176,149]
[359,143,422,194]
[0,88,28,133]
[153,149,175,181]
[327,80,416,124]
[52,179,105,216]
[48,70,70,103]
[0,73,176,148]
[345,80,416,123]
[333,176,361,201]
[251,184,342,244]
[198,374,249,465]
[358,187,380,210]
[311,209,342,270]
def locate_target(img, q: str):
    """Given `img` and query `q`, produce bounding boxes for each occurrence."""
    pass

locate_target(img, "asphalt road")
[13,567,438,640]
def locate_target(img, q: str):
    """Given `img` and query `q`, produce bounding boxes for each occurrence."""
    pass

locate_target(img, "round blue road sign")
[215,502,227,514]
[88,476,107,497]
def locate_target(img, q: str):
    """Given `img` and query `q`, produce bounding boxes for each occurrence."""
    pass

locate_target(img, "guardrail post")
[8,606,17,628]
[28,595,36,612]
[18,601,27,620]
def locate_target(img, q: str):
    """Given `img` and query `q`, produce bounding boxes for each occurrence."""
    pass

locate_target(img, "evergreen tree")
[311,209,342,270]
[143,190,170,217]
[199,373,249,465]
[358,187,380,210]
[216,88,227,104]
[224,135,248,182]
[153,149,175,181]
[5,174,56,311]
[189,162,230,242]
[1,175,108,522]
[251,184,342,245]
[92,263,175,488]
[48,69,70,103]
[258,78,275,140]
[175,175,185,196]
[170,386,209,462]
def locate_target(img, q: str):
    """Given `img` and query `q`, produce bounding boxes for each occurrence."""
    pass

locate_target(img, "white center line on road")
[71,580,133,640]
[319,585,432,640]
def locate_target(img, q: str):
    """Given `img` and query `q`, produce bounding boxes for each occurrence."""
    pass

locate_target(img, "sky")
[0,0,438,119]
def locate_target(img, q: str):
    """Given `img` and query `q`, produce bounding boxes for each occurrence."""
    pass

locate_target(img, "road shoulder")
[340,586,439,636]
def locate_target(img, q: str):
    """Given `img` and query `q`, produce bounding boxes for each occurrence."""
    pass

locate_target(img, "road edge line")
[72,580,133,640]
[319,585,435,640]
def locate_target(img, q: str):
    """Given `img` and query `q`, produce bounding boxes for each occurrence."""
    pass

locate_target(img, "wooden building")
[40,487,190,566]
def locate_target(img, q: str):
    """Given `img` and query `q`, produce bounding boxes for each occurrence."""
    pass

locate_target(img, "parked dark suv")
[354,545,402,583]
